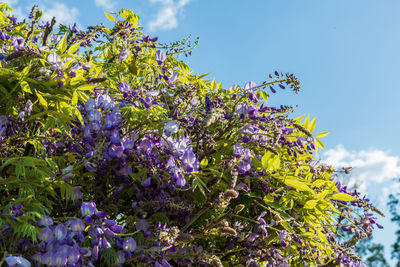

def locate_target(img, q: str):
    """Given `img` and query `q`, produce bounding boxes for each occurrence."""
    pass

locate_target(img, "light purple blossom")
[164,120,179,136]
[119,49,130,61]
[123,237,137,252]
[81,201,97,217]
[155,50,166,65]
[5,255,31,267]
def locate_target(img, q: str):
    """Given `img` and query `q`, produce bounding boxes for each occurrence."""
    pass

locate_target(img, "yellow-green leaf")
[71,90,78,107]
[316,139,324,149]
[200,158,208,169]
[67,41,82,54]
[284,178,313,192]
[304,199,318,209]
[105,12,115,22]
[330,193,357,202]
[309,117,316,132]
[261,151,274,169]
[57,33,67,53]
[36,90,47,109]
[20,81,32,94]
[316,132,330,138]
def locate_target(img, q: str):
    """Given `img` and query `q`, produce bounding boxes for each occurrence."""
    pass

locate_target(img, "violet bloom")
[236,103,249,118]
[52,253,67,267]
[81,201,97,217]
[69,23,79,33]
[24,100,32,116]
[123,237,137,252]
[119,82,130,93]
[164,120,179,136]
[85,98,97,112]
[47,52,63,69]
[67,248,80,264]
[88,109,102,122]
[54,224,68,240]
[119,49,130,62]
[116,251,126,264]
[73,186,83,200]
[155,50,166,65]
[182,148,199,173]
[97,94,114,110]
[167,72,177,88]
[5,255,31,267]
[39,227,53,243]
[70,219,85,232]
[38,215,53,226]
[244,81,257,92]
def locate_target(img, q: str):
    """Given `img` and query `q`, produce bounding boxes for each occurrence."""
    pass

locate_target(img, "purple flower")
[155,50,167,65]
[278,230,287,240]
[88,109,102,122]
[97,94,114,110]
[244,81,257,92]
[54,224,68,240]
[119,49,130,61]
[164,120,179,136]
[247,233,259,242]
[47,52,62,67]
[116,251,126,264]
[69,23,79,33]
[182,148,199,173]
[38,215,53,226]
[81,201,97,217]
[52,253,67,267]
[5,255,31,267]
[119,82,131,93]
[123,237,136,252]
[85,99,97,112]
[110,224,124,233]
[70,219,85,232]
[39,227,53,242]
[73,186,83,200]
[67,248,80,264]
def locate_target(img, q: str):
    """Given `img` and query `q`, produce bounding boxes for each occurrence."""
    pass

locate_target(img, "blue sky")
[4,0,400,263]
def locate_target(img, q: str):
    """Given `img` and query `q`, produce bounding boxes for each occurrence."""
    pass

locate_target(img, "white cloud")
[94,0,116,10]
[2,0,26,20]
[41,2,79,26]
[148,0,191,32]
[321,145,400,206]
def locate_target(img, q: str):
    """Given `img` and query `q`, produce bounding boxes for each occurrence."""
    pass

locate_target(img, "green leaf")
[20,80,32,94]
[261,151,274,169]
[67,41,82,54]
[100,248,117,266]
[304,199,318,209]
[284,178,313,193]
[316,139,324,149]
[200,158,208,169]
[105,12,115,22]
[71,90,78,107]
[309,117,316,132]
[251,155,263,171]
[316,132,330,138]
[330,193,357,201]
[36,90,47,109]
[57,33,67,53]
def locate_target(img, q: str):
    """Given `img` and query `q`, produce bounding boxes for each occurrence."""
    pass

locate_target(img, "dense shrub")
[0,4,383,266]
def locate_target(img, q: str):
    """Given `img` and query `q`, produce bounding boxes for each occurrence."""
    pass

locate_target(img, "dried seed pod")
[223,189,239,201]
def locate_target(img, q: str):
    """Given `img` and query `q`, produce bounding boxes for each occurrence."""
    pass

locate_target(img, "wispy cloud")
[41,2,80,25]
[94,0,116,11]
[2,0,26,20]
[321,144,400,206]
[148,0,191,32]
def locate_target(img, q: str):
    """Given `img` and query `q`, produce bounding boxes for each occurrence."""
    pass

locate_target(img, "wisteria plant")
[0,4,384,267]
